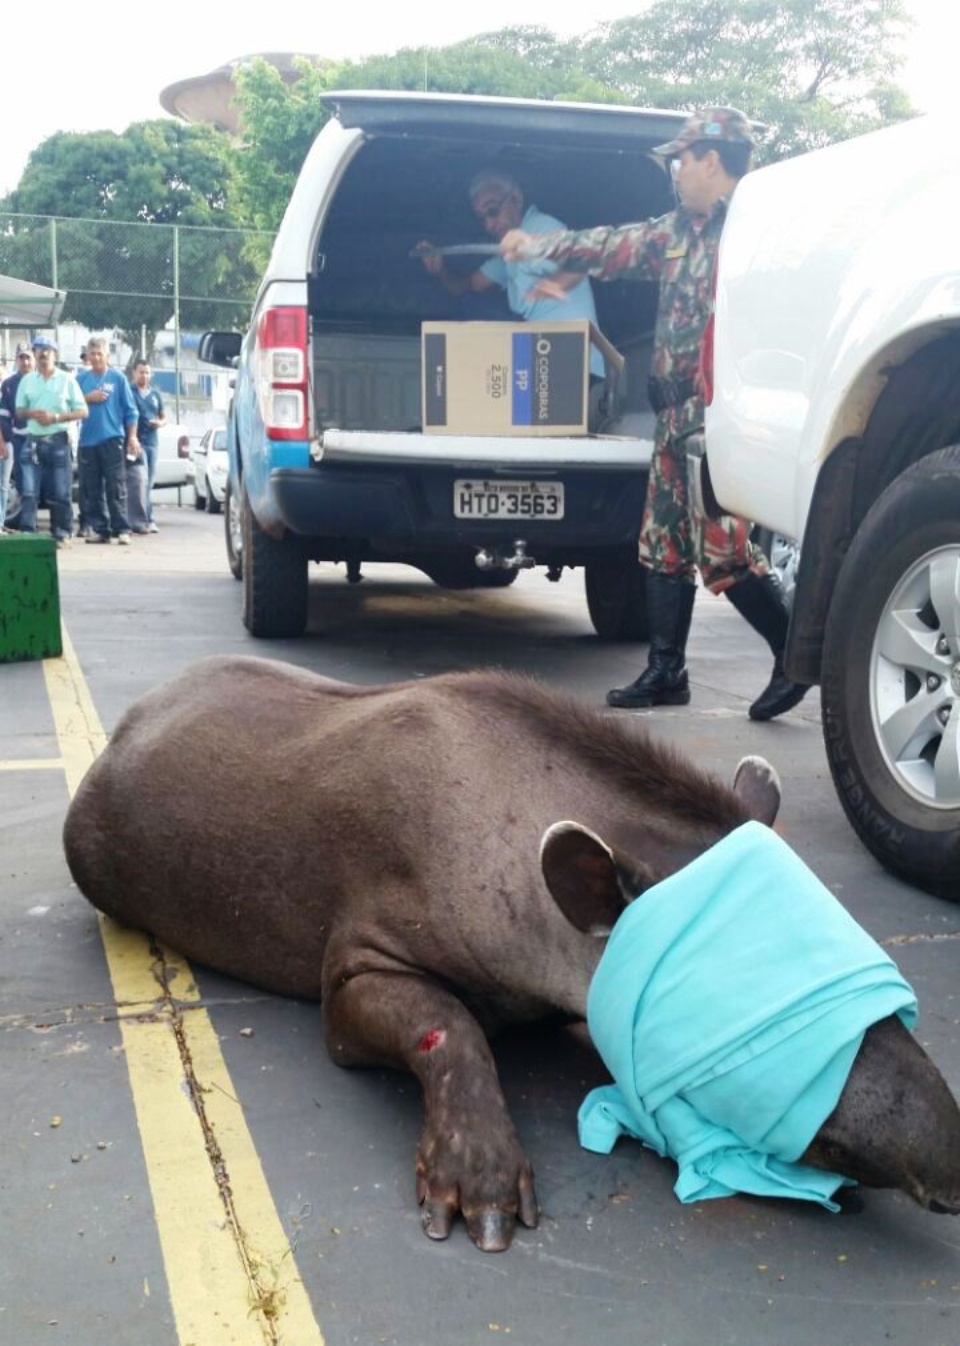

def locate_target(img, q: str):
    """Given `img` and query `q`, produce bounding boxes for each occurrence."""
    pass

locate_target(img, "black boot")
[607,574,696,708]
[724,573,810,721]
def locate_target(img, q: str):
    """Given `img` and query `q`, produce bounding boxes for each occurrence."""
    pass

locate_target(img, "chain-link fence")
[0,212,274,426]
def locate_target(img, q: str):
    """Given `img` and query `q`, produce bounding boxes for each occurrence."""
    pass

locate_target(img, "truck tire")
[585,549,650,642]
[821,447,960,900]
[224,478,243,581]
[241,490,308,638]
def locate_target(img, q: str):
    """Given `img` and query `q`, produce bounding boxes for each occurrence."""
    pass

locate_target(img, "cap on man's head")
[31,334,59,352]
[15,342,33,357]
[654,107,755,158]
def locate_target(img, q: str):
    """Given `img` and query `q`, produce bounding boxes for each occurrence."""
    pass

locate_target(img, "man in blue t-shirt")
[417,171,605,381]
[129,358,167,531]
[76,337,140,544]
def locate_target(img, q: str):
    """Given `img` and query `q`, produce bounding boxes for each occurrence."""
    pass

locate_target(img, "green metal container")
[0,534,62,663]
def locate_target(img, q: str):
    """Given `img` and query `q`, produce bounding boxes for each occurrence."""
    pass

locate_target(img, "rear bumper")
[270,461,650,559]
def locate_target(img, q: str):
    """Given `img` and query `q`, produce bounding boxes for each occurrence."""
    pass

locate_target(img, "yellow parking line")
[44,628,325,1346]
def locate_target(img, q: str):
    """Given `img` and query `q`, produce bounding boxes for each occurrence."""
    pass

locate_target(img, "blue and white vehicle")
[200,92,693,640]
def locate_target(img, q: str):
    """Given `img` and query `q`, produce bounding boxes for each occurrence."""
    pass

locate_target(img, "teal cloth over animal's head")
[580,821,917,1208]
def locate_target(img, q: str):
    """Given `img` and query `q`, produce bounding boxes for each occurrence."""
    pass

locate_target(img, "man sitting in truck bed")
[417,170,605,387]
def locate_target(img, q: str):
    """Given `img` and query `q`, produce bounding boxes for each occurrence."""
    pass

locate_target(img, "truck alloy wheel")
[821,447,960,900]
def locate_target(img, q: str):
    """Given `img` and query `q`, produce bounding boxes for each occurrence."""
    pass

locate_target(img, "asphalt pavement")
[2,502,959,1346]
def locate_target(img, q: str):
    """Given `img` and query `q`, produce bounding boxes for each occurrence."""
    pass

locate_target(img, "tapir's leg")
[324,971,538,1252]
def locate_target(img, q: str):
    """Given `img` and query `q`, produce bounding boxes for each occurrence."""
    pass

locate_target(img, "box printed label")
[423,332,447,426]
[512,330,585,426]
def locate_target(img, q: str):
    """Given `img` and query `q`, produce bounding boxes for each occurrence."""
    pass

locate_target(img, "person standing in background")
[0,410,10,530]
[14,335,87,547]
[129,358,165,532]
[76,337,139,545]
[0,344,36,516]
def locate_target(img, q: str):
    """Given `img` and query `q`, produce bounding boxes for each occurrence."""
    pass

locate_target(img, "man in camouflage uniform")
[501,107,808,721]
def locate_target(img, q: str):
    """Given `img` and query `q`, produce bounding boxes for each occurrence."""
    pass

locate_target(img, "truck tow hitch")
[475,540,537,572]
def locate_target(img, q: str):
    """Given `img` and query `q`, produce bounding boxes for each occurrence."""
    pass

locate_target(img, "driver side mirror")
[198,331,241,369]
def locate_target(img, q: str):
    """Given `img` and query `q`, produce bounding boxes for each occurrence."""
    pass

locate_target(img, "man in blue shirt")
[129,358,166,532]
[417,171,605,380]
[76,337,140,544]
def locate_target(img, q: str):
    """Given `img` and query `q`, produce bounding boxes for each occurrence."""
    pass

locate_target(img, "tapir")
[63,655,960,1251]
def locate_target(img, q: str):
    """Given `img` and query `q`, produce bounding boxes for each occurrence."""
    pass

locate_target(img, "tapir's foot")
[322,968,540,1250]
[415,1112,539,1252]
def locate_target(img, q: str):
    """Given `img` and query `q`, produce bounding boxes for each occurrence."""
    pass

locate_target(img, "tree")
[232,57,339,243]
[0,120,259,354]
[576,0,916,159]
[232,41,624,236]
[230,1,914,237]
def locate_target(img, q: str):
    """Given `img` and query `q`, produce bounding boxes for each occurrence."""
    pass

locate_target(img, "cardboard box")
[0,534,62,663]
[422,320,623,436]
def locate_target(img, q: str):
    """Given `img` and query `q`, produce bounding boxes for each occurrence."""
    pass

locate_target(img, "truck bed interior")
[308,132,670,433]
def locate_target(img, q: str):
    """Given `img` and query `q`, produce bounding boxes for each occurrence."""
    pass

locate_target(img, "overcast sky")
[1,0,950,196]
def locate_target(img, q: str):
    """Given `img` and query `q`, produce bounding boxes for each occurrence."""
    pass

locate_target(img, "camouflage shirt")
[525,198,729,385]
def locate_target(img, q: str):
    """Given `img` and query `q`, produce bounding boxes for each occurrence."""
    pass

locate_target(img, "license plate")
[453,479,564,520]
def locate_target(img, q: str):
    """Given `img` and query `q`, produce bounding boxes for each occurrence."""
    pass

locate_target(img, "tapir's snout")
[802,1016,960,1215]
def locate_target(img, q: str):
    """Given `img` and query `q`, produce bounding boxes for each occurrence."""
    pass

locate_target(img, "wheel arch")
[787,327,960,685]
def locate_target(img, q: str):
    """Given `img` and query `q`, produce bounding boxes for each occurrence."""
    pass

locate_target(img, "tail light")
[255,306,309,441]
[177,435,191,459]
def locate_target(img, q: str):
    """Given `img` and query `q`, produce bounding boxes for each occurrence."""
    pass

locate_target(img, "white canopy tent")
[0,272,66,327]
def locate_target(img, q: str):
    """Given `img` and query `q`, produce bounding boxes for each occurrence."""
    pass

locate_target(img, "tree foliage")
[0,0,918,334]
[231,0,914,234]
[575,0,915,159]
[0,120,259,352]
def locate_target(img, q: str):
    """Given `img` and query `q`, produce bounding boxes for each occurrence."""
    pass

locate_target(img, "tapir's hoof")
[469,1208,515,1253]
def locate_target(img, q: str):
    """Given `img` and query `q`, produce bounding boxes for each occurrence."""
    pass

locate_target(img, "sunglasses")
[476,192,513,222]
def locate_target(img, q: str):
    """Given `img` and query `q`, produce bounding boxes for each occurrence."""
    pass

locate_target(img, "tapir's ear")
[733,755,781,826]
[540,821,658,937]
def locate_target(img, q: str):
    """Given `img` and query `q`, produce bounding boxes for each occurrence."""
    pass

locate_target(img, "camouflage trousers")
[638,414,769,594]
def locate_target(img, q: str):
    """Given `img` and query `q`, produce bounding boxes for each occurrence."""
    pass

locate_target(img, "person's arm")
[501,217,673,284]
[14,383,37,423]
[417,243,495,298]
[524,269,593,303]
[120,377,140,454]
[63,375,88,423]
[0,390,13,446]
[152,391,166,429]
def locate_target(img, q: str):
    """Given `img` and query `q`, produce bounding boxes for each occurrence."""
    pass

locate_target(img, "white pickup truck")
[688,114,960,899]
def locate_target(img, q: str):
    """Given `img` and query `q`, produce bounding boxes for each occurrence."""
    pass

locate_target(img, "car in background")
[153,424,196,492]
[192,427,228,514]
